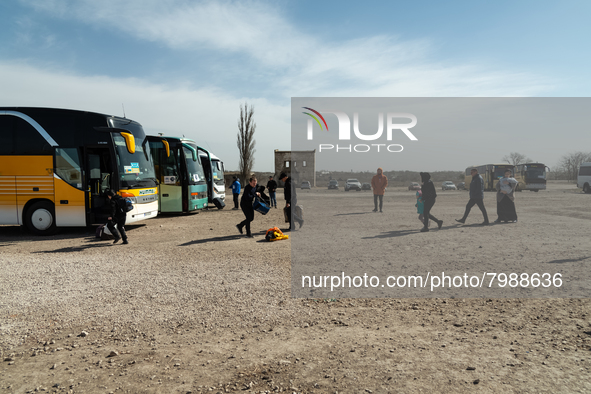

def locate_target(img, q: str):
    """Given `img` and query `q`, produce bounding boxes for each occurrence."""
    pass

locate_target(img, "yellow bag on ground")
[265,227,289,241]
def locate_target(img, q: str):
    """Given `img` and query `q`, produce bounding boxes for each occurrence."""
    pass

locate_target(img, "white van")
[577,162,591,193]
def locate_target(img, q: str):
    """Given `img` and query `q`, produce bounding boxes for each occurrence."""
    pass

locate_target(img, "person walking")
[371,167,388,212]
[105,190,128,244]
[455,168,490,225]
[495,169,519,223]
[267,175,278,208]
[280,172,303,230]
[236,176,260,238]
[419,172,443,232]
[231,176,241,210]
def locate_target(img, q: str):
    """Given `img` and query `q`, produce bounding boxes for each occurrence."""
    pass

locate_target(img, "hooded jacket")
[371,168,388,195]
[420,172,437,202]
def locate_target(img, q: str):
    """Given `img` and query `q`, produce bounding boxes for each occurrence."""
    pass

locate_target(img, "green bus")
[147,136,208,213]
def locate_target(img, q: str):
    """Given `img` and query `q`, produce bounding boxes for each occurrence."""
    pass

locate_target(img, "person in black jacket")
[236,176,260,238]
[456,168,489,225]
[267,176,278,208]
[419,172,443,232]
[105,190,128,244]
[280,172,303,231]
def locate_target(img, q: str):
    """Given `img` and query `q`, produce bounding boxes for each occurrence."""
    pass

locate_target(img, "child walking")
[415,189,425,224]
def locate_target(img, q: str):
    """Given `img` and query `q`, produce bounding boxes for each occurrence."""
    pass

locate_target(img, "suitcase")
[213,197,225,209]
[253,198,270,215]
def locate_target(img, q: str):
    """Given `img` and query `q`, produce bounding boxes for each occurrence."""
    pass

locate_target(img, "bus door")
[85,147,114,224]
[53,148,86,226]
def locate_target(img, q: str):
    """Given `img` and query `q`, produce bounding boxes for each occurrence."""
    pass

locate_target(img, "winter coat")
[469,174,485,199]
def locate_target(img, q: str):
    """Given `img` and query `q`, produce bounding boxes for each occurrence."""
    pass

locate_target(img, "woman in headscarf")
[495,169,518,223]
[419,172,443,232]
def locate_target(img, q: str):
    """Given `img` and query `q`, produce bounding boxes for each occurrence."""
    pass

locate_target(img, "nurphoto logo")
[302,107,418,153]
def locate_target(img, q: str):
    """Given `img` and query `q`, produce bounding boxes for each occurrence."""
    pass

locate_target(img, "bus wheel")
[584,184,591,194]
[25,201,57,235]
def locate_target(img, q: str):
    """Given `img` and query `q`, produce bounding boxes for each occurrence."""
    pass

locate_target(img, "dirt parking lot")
[1,181,590,393]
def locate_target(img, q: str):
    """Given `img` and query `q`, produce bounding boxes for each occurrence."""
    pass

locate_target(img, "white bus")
[577,162,591,194]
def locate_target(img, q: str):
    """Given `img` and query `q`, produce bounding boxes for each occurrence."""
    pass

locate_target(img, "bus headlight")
[120,192,137,204]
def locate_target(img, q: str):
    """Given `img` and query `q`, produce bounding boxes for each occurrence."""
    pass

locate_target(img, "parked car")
[408,182,421,191]
[457,182,466,190]
[345,178,362,191]
[442,181,457,191]
[328,179,339,189]
[301,181,311,189]
[361,183,371,191]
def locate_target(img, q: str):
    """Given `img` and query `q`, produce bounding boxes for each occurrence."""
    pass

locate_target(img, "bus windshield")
[113,135,157,188]
[183,145,206,185]
[110,119,157,188]
[212,159,225,185]
[526,168,546,179]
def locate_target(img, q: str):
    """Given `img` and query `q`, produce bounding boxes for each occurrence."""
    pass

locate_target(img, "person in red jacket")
[371,167,388,212]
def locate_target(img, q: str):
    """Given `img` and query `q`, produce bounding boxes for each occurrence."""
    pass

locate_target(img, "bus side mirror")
[120,132,135,154]
[162,139,170,157]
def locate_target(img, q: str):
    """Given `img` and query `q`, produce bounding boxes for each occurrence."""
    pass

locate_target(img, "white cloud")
[18,0,554,97]
[0,61,289,171]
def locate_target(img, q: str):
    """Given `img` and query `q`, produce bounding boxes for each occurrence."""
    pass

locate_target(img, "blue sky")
[1,0,590,171]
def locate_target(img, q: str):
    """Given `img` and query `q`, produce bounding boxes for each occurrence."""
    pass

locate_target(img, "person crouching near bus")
[231,176,241,210]
[105,190,128,244]
[419,172,443,232]
[455,168,490,225]
[495,169,518,223]
[236,177,260,238]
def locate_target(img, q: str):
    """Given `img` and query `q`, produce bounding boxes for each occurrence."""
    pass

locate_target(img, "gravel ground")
[1,181,590,393]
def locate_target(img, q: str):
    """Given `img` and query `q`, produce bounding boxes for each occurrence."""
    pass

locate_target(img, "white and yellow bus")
[464,163,516,191]
[0,107,159,235]
[514,163,547,192]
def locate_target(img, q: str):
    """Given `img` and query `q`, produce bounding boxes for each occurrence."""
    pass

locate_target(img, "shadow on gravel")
[457,223,492,228]
[545,256,591,264]
[32,242,113,253]
[362,226,452,239]
[334,212,372,216]
[180,228,290,246]
[179,234,246,245]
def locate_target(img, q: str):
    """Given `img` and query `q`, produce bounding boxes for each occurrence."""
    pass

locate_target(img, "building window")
[285,161,290,168]
[303,161,307,167]
[294,161,297,167]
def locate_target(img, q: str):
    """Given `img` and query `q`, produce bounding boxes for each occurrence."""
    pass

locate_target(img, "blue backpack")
[117,196,134,213]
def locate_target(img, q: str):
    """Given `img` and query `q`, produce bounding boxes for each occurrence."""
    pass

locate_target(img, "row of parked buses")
[0,107,226,235]
[464,163,549,192]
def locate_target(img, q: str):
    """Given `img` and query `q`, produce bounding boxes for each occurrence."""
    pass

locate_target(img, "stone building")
[274,150,316,187]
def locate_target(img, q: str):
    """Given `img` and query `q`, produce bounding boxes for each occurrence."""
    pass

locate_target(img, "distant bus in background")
[514,163,548,192]
[577,162,591,194]
[0,107,159,235]
[147,135,208,213]
[464,163,516,191]
[198,148,226,209]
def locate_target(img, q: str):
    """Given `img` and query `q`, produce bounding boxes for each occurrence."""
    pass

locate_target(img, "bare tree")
[502,152,532,166]
[237,103,256,184]
[556,151,591,181]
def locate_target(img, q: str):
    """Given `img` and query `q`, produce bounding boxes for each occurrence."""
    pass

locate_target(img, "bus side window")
[14,117,52,155]
[0,116,16,154]
[55,148,83,189]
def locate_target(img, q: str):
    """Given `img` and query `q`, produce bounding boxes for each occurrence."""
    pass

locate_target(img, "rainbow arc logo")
[302,107,328,131]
